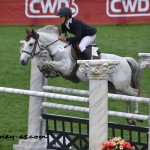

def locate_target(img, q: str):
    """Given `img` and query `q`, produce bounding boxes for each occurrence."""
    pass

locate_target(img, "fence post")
[138,53,150,149]
[13,56,48,150]
[78,60,119,150]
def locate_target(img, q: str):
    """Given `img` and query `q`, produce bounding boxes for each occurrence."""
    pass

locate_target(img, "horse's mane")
[37,25,60,35]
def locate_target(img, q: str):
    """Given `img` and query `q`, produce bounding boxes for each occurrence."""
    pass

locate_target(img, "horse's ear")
[26,29,32,36]
[32,29,39,39]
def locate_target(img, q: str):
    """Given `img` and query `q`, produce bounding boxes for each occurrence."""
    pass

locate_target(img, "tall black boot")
[81,50,91,60]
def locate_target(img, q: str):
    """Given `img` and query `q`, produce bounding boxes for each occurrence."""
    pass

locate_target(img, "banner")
[0,0,150,25]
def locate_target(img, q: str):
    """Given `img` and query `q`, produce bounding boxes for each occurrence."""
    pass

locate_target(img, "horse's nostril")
[20,60,26,65]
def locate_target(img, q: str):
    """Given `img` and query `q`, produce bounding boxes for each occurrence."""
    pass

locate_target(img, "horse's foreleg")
[37,61,60,78]
[46,60,64,69]
[41,60,68,74]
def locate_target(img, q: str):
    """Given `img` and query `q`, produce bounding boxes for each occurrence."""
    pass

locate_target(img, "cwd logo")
[25,0,79,18]
[106,0,150,17]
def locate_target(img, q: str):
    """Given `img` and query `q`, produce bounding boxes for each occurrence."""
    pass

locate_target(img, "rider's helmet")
[57,7,72,18]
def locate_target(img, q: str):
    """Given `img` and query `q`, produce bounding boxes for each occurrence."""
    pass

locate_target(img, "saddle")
[71,43,101,61]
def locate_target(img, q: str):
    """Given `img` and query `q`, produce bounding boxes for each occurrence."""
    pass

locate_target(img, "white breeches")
[79,34,96,52]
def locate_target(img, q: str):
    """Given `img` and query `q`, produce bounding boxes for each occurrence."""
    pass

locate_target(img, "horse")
[19,25,142,125]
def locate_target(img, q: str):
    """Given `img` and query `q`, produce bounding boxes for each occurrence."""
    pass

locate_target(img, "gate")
[42,113,148,150]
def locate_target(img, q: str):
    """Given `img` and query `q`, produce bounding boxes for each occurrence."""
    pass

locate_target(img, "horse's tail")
[125,57,142,96]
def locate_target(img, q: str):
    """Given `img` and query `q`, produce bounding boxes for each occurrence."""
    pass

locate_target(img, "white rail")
[43,85,89,96]
[42,102,89,113]
[0,87,88,103]
[42,102,149,121]
[43,85,150,103]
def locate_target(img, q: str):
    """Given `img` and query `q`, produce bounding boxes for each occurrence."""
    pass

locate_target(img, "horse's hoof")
[134,112,144,122]
[126,119,136,126]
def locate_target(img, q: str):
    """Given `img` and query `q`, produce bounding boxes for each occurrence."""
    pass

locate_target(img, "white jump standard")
[78,60,119,150]
[138,53,150,68]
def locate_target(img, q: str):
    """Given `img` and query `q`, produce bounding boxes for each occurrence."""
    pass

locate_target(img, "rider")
[56,7,97,60]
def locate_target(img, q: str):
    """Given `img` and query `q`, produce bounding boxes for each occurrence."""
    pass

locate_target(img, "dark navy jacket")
[61,18,97,44]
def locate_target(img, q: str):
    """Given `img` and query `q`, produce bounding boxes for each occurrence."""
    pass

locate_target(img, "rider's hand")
[58,34,66,42]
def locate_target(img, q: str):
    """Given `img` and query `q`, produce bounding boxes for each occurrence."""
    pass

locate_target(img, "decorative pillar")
[138,53,150,69]
[78,60,119,150]
[138,53,150,150]
[13,56,48,150]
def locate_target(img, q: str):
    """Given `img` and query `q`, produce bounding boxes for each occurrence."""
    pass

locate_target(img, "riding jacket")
[60,18,97,44]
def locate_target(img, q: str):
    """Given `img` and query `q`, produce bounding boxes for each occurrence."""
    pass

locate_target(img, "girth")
[61,63,80,83]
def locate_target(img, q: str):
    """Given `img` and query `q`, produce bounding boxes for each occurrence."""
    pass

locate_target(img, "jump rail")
[43,85,150,103]
[0,87,88,103]
[0,86,148,122]
[41,102,149,121]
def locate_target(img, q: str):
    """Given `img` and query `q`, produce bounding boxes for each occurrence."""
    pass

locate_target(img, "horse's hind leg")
[121,86,139,112]
[120,86,139,97]
[120,86,139,125]
[126,101,136,125]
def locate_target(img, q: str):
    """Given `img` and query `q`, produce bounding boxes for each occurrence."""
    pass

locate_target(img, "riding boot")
[81,50,91,60]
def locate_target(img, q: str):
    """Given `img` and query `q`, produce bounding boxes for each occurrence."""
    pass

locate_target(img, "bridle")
[22,36,59,58]
[22,39,42,58]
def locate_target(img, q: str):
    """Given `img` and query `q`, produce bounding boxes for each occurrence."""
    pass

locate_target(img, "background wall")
[0,0,150,25]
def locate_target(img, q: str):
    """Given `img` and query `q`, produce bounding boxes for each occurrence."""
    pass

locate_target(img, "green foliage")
[0,24,150,149]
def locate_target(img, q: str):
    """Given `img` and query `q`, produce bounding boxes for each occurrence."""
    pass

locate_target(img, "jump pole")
[43,85,150,103]
[77,60,119,150]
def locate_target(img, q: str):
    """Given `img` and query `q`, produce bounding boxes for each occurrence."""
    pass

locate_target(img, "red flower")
[102,141,116,150]
[101,137,136,150]
[122,141,132,149]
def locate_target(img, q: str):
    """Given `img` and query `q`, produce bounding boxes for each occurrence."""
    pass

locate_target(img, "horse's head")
[20,29,43,65]
[20,25,60,66]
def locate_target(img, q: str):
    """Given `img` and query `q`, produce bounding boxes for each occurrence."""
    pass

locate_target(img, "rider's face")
[59,16,66,24]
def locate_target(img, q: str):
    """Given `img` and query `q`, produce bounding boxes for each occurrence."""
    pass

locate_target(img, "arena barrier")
[0,53,149,150]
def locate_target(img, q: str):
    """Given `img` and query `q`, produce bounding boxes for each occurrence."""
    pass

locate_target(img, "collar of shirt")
[65,18,72,29]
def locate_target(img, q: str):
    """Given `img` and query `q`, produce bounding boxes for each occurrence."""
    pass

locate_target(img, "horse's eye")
[29,43,33,47]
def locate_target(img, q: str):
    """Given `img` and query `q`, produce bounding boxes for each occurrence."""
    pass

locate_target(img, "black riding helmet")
[57,7,72,18]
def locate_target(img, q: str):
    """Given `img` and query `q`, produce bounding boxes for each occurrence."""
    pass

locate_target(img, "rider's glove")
[58,34,67,42]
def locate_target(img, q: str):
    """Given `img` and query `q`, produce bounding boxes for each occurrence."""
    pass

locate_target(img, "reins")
[44,39,69,49]
[44,39,59,49]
